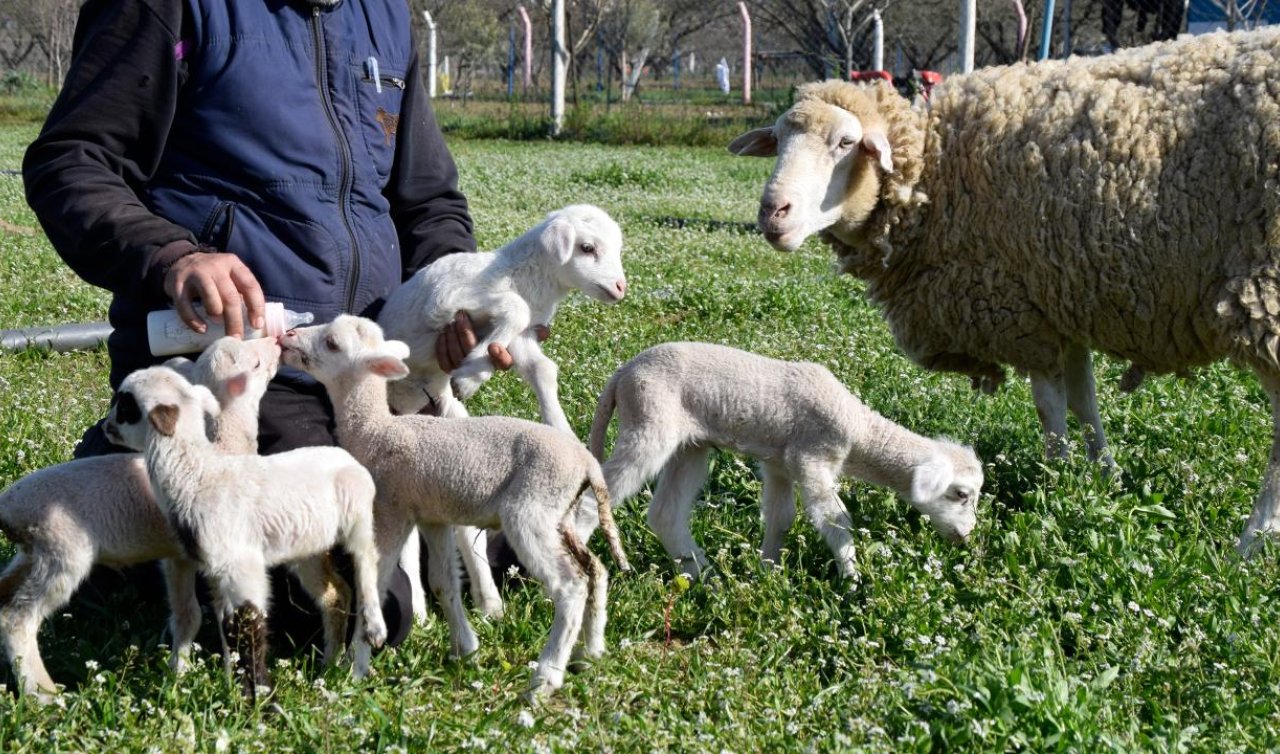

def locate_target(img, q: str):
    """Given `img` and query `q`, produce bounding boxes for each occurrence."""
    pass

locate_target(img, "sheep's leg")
[1239,371,1280,555]
[341,508,389,664]
[287,555,352,667]
[454,526,504,619]
[0,551,63,700]
[161,557,202,674]
[421,524,479,658]
[1030,370,1070,460]
[646,446,711,578]
[352,513,415,678]
[508,334,573,435]
[450,319,530,400]
[1063,343,1117,471]
[397,530,429,624]
[386,374,433,416]
[600,419,681,506]
[796,466,858,580]
[759,462,797,567]
[503,515,588,697]
[209,560,272,699]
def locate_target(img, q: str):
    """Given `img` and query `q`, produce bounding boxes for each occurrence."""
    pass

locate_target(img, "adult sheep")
[727,28,1280,554]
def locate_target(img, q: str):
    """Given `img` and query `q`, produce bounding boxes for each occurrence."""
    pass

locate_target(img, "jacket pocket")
[354,58,406,182]
[198,201,237,251]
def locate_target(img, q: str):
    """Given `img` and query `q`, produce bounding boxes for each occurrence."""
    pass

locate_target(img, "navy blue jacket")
[23,0,475,389]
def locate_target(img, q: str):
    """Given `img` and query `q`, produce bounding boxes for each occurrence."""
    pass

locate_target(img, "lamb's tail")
[588,471,631,572]
[588,371,620,460]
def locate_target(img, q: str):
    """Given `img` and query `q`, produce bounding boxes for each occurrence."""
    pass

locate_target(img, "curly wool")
[815,28,1280,383]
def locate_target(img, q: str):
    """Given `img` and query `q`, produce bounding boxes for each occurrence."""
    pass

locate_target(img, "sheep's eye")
[580,242,597,256]
[253,359,262,369]
[837,136,856,149]
[325,336,340,352]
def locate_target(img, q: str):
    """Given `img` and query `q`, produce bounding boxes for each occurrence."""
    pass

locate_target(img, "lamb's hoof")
[451,633,481,660]
[1235,527,1273,559]
[364,613,388,650]
[475,596,505,620]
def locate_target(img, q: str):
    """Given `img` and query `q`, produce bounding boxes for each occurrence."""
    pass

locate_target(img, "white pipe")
[551,0,566,135]
[872,11,884,71]
[421,10,437,98]
[737,1,752,105]
[959,0,976,73]
[517,5,533,91]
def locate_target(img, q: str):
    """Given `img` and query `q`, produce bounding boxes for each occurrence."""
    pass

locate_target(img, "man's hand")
[434,311,551,373]
[164,248,266,339]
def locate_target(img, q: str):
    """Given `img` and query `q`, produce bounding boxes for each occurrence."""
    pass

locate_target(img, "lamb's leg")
[796,465,858,580]
[454,526,503,619]
[1239,370,1280,555]
[1063,342,1117,471]
[209,560,272,700]
[759,462,797,567]
[421,524,479,658]
[287,555,352,667]
[0,551,63,700]
[600,419,682,507]
[161,557,202,674]
[340,503,389,664]
[450,320,531,401]
[1030,369,1070,460]
[503,516,588,697]
[509,334,573,435]
[646,446,711,578]
[352,513,415,678]
[398,531,429,624]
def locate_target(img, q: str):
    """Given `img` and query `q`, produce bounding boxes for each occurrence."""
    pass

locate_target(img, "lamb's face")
[541,204,627,304]
[729,93,893,251]
[279,315,410,385]
[193,336,281,407]
[104,367,219,450]
[907,443,984,544]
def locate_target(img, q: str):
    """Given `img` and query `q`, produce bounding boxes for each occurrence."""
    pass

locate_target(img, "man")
[23,0,491,648]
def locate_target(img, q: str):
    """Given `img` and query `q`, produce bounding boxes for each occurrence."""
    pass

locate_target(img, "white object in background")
[147,302,314,356]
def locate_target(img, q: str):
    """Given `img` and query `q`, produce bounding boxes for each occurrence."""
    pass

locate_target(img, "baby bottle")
[147,302,315,356]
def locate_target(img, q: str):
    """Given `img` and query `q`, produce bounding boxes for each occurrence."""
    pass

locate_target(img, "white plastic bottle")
[147,302,315,357]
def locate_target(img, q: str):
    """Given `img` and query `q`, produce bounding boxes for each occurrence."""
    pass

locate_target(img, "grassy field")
[2,120,1279,752]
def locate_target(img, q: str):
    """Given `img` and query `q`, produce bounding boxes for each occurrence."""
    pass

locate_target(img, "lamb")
[728,28,1280,554]
[0,337,356,700]
[100,363,386,699]
[588,342,982,579]
[278,315,630,697]
[378,203,627,622]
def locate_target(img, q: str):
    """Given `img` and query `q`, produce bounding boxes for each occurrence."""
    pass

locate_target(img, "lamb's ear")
[728,127,778,157]
[222,372,249,400]
[862,129,893,173]
[363,353,411,380]
[910,455,954,503]
[383,339,411,361]
[541,215,575,263]
[196,384,221,418]
[163,357,196,381]
[148,404,179,437]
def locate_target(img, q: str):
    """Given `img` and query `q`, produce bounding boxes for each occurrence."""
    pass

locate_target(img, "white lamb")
[588,342,984,579]
[278,315,630,697]
[102,364,386,698]
[0,337,355,700]
[378,203,627,622]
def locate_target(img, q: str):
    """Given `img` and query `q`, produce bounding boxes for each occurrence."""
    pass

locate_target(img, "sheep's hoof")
[364,615,388,650]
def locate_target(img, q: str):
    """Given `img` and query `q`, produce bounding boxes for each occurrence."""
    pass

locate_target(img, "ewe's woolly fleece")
[816,27,1280,385]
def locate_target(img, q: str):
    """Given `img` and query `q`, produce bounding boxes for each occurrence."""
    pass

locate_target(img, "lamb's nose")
[759,199,791,224]
[614,279,627,298]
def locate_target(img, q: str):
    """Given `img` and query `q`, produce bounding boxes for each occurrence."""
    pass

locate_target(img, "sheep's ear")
[383,339,411,361]
[364,354,410,380]
[541,216,576,263]
[148,404,179,437]
[728,127,778,157]
[197,385,221,419]
[164,357,196,380]
[222,372,249,400]
[910,455,953,503]
[862,129,893,173]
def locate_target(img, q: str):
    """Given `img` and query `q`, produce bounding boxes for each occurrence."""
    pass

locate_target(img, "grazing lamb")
[0,337,355,700]
[102,365,386,698]
[278,315,630,697]
[378,203,627,622]
[728,28,1280,553]
[589,342,983,579]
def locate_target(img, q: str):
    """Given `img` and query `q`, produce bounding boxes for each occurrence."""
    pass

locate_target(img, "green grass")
[2,123,1280,752]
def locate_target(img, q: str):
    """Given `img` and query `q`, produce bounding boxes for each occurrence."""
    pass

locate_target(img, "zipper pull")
[366,56,382,94]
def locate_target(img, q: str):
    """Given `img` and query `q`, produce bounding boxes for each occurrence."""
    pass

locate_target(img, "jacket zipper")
[365,72,406,90]
[311,7,361,314]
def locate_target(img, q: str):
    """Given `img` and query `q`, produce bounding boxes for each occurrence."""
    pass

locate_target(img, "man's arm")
[22,0,197,303]
[386,45,476,281]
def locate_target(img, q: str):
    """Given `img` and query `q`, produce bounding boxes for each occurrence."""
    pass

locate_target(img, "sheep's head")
[279,315,410,385]
[729,80,895,252]
[192,336,281,408]
[541,204,627,304]
[906,441,984,545]
[104,366,220,450]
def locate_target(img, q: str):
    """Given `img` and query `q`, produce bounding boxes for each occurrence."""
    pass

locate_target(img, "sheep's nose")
[759,198,791,224]
[614,279,627,298]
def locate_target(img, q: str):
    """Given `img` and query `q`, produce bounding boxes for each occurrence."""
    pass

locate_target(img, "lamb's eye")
[838,136,856,149]
[580,242,597,256]
[253,359,262,369]
[324,336,340,352]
